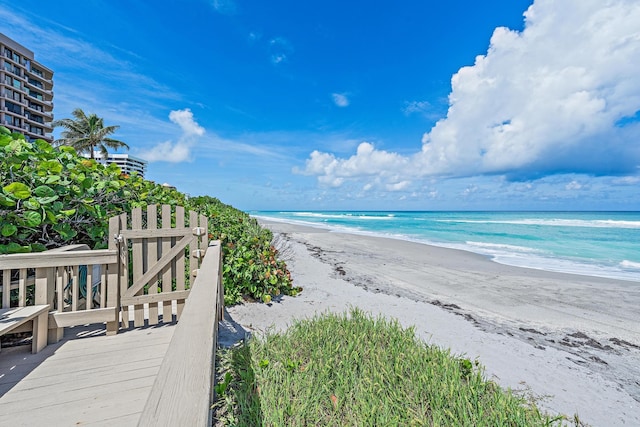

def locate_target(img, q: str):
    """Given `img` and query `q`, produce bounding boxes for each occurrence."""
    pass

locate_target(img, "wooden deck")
[0,207,223,425]
[0,322,176,426]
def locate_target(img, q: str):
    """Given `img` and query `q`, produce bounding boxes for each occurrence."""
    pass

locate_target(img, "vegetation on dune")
[214,308,575,426]
[0,127,296,304]
[189,196,299,305]
[0,127,185,252]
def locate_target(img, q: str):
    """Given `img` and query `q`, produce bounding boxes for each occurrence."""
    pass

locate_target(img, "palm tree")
[52,108,129,159]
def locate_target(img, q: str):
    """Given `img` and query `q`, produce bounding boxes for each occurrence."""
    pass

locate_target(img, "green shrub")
[0,128,297,304]
[189,196,299,305]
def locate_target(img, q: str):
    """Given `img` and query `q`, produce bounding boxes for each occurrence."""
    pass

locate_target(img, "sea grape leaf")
[45,175,61,184]
[7,242,31,254]
[34,185,56,198]
[31,243,47,252]
[53,223,77,240]
[81,177,94,189]
[1,223,17,237]
[33,139,52,153]
[36,195,59,204]
[3,182,31,199]
[58,145,76,154]
[23,211,42,227]
[38,160,63,174]
[45,209,57,223]
[0,193,16,207]
[94,205,106,218]
[23,198,41,210]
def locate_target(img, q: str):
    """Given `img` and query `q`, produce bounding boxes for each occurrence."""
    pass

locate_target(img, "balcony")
[2,120,22,131]
[27,78,43,89]
[1,90,22,103]
[2,105,22,115]
[2,65,22,77]
[25,102,52,117]
[2,51,24,67]
[25,79,51,95]
[26,71,52,85]
[24,113,44,124]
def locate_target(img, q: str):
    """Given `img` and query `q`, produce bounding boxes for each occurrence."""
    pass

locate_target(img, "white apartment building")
[90,152,148,178]
[0,33,54,143]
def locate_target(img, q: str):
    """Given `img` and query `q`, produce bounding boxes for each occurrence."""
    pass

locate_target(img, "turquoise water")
[251,211,640,282]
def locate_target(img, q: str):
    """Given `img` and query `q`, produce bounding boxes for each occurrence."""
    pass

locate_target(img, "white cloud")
[248,32,261,43]
[386,181,411,191]
[565,180,583,190]
[169,109,205,137]
[463,185,479,196]
[332,93,350,107]
[612,176,640,185]
[298,0,640,188]
[296,142,409,187]
[269,37,293,64]
[211,0,236,14]
[403,101,431,116]
[0,7,175,101]
[139,109,205,162]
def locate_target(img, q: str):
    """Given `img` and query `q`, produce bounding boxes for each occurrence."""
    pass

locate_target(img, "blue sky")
[2,0,639,211]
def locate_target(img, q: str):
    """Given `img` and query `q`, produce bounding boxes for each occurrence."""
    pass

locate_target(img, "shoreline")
[253,214,640,284]
[226,219,640,426]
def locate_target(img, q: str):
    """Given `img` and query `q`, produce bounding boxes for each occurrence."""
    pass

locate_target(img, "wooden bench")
[0,305,50,354]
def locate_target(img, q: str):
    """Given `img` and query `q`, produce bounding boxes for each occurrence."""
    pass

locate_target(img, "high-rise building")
[0,33,54,143]
[89,152,148,178]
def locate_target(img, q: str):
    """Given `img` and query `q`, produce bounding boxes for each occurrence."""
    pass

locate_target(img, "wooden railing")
[2,205,226,424]
[1,204,213,342]
[0,244,120,341]
[139,240,224,426]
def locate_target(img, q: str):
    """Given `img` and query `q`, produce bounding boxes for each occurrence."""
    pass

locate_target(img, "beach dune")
[226,220,640,426]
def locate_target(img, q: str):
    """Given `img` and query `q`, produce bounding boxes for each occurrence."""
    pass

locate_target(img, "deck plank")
[0,323,176,426]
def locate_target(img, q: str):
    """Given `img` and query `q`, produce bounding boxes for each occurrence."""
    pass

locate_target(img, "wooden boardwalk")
[0,207,223,425]
[0,322,176,426]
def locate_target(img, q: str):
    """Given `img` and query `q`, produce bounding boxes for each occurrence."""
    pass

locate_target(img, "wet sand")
[226,220,640,426]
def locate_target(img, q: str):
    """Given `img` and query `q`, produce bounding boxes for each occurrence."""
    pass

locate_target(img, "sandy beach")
[224,220,640,426]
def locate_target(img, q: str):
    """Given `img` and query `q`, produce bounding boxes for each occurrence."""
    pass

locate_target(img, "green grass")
[214,308,575,426]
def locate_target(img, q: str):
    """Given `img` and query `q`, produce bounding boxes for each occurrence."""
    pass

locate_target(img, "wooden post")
[106,215,121,335]
[147,204,159,325]
[34,267,48,305]
[217,241,224,321]
[131,207,145,327]
[189,210,198,285]
[33,307,49,353]
[19,268,27,307]
[175,206,186,319]
[2,270,10,309]
[49,267,65,343]
[161,205,173,323]
[119,212,130,329]
[71,265,79,312]
[201,214,209,252]
[86,264,93,310]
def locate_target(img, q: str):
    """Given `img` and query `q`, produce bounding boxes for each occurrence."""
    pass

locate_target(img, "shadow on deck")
[0,322,177,426]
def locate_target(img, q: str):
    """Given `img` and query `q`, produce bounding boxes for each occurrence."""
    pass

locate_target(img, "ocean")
[251,211,640,283]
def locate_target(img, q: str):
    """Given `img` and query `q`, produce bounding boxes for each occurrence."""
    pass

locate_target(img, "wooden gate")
[112,205,208,328]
